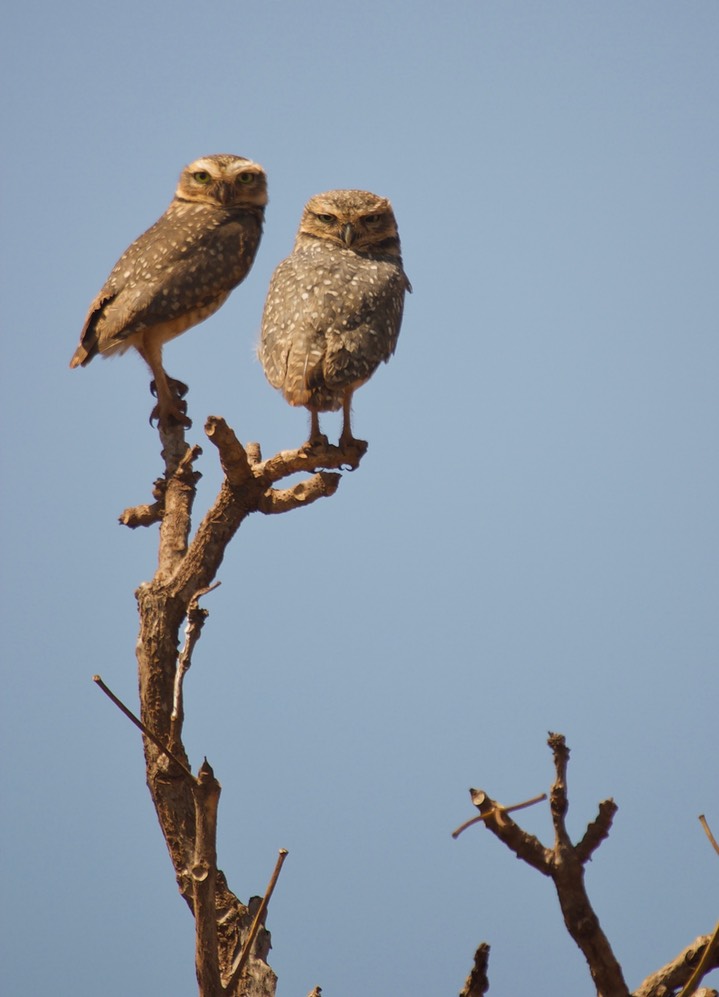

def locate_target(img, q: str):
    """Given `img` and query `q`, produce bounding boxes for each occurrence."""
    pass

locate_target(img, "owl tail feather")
[69,345,91,368]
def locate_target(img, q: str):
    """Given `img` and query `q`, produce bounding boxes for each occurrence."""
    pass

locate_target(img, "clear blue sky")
[2,2,718,994]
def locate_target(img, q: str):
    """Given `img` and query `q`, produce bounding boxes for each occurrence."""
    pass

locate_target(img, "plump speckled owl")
[70,153,268,428]
[259,189,411,448]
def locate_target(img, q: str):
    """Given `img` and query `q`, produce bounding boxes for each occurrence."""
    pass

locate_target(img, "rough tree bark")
[100,416,367,997]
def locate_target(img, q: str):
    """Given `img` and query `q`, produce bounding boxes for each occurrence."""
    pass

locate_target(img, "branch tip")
[93,674,194,782]
[699,815,719,858]
[460,941,491,997]
[453,792,547,839]
[229,848,289,990]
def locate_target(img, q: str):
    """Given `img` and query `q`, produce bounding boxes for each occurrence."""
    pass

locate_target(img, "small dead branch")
[634,932,719,997]
[92,674,194,782]
[171,582,221,747]
[575,798,618,865]
[458,787,551,876]
[119,477,167,528]
[204,418,254,488]
[676,923,719,997]
[459,942,490,997]
[700,815,719,858]
[635,814,719,997]
[456,733,628,997]
[258,472,342,514]
[119,499,164,528]
[452,792,547,839]
[227,849,289,993]
[192,760,223,995]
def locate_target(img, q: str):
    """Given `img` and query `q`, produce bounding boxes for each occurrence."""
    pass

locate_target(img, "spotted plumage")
[70,153,267,428]
[259,189,410,448]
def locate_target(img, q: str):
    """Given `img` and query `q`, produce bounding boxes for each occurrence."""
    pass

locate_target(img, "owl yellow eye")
[237,172,256,184]
[193,171,211,184]
[315,213,336,224]
[363,214,382,225]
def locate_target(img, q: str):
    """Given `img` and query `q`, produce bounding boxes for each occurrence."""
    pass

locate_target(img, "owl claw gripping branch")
[70,154,267,430]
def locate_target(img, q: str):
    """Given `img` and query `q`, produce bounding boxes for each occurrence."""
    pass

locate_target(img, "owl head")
[297,189,401,255]
[176,154,268,209]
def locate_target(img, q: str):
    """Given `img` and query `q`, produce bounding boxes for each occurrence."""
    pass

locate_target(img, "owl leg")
[339,391,361,448]
[307,408,328,447]
[338,392,367,464]
[137,338,191,429]
[154,376,189,400]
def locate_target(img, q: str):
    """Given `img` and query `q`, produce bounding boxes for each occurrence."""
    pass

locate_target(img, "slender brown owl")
[70,154,268,428]
[259,189,411,447]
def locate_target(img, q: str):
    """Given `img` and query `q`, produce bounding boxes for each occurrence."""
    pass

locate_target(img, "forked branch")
[454,734,718,997]
[116,416,365,996]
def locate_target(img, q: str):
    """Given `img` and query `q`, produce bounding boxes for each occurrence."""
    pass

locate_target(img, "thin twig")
[465,788,552,875]
[171,582,221,733]
[452,793,548,838]
[700,815,719,858]
[228,849,289,991]
[92,675,194,782]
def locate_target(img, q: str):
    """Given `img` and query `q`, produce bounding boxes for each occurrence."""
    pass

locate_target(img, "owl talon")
[149,401,192,430]
[303,433,330,451]
[169,377,189,399]
[150,377,189,400]
[338,435,368,469]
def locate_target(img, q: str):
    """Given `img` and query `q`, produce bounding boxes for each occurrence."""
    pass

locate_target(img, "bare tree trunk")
[110,417,365,996]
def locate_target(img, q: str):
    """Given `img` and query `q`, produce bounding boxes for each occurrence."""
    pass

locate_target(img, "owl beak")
[340,223,355,246]
[217,182,235,205]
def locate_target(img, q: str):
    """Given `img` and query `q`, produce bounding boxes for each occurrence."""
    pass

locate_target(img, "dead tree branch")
[634,931,719,997]
[227,850,289,994]
[544,733,628,997]
[454,734,719,997]
[458,942,491,997]
[700,816,719,858]
[451,792,547,840]
[110,416,367,996]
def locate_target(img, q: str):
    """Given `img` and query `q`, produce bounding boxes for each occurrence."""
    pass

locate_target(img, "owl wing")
[259,256,328,404]
[261,255,409,403]
[73,210,262,366]
[322,265,409,390]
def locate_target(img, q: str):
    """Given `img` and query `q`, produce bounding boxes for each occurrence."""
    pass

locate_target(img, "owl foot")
[149,375,192,429]
[303,432,330,451]
[149,404,192,430]
[149,396,192,430]
[338,434,368,469]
